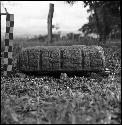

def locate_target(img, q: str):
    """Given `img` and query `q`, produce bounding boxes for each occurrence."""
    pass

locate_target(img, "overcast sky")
[1,1,90,38]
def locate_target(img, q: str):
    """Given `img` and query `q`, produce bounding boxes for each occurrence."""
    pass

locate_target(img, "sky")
[1,1,90,38]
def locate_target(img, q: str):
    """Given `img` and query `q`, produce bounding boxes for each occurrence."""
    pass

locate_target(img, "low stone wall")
[16,45,106,72]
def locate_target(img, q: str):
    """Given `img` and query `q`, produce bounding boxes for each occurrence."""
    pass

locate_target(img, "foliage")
[66,1,121,43]
[1,72,121,124]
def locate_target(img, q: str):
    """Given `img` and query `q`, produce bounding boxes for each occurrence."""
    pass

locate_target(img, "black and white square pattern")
[3,14,14,77]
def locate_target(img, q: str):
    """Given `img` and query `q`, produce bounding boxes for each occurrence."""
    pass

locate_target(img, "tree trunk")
[94,6,102,44]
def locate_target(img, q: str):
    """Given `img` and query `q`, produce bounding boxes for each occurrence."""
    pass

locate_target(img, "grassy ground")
[1,37,121,124]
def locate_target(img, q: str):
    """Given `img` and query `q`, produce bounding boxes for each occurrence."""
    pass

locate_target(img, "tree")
[78,14,97,36]
[66,1,121,43]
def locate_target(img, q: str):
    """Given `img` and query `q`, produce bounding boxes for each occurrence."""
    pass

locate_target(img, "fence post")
[47,3,54,44]
[3,14,14,77]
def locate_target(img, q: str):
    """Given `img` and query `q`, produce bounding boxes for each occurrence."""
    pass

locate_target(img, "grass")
[1,37,121,124]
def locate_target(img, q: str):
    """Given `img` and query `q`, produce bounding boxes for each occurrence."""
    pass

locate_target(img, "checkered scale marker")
[3,14,14,77]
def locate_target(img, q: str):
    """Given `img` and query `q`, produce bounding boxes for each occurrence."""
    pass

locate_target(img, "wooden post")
[47,3,54,44]
[1,13,8,15]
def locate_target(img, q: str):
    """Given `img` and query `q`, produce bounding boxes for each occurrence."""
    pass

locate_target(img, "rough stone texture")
[16,45,106,72]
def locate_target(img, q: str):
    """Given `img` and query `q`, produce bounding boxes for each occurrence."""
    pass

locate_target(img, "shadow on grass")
[20,70,109,79]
